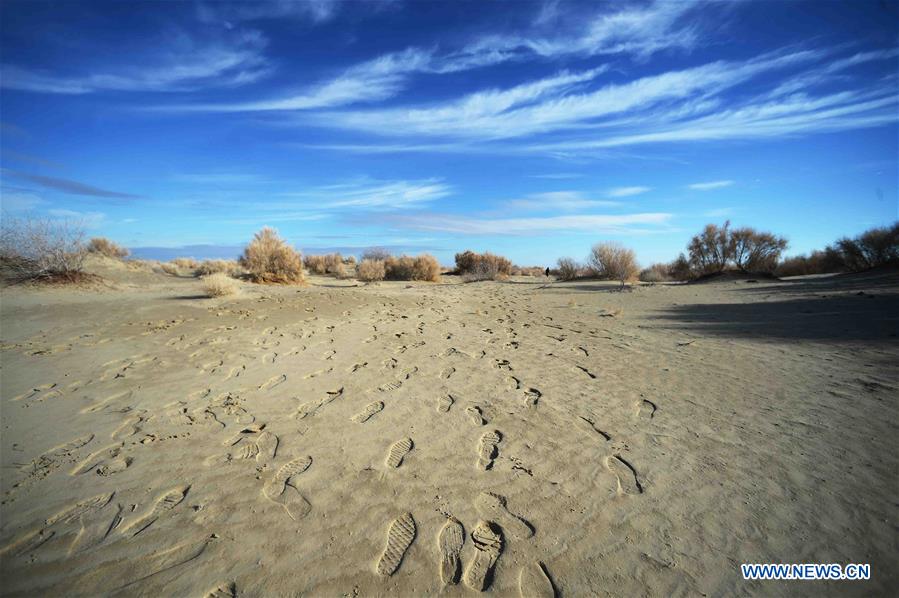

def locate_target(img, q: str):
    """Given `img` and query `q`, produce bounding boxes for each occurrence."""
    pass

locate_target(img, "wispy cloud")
[47,208,106,227]
[688,180,734,191]
[278,178,452,210]
[1,30,269,94]
[386,212,672,235]
[2,169,141,198]
[197,0,345,24]
[607,186,651,197]
[170,1,705,113]
[504,191,621,211]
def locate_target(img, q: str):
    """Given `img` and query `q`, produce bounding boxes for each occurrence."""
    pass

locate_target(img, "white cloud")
[688,180,734,191]
[197,0,344,24]
[280,178,452,210]
[1,31,269,94]
[505,191,621,211]
[607,186,651,197]
[47,209,106,227]
[388,212,672,235]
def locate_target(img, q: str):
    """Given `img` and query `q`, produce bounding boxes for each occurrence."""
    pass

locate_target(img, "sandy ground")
[1,260,897,597]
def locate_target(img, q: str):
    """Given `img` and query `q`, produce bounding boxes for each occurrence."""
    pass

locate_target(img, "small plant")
[412,254,441,282]
[239,227,304,284]
[86,237,129,259]
[588,242,639,286]
[357,258,386,282]
[201,272,239,297]
[171,257,200,271]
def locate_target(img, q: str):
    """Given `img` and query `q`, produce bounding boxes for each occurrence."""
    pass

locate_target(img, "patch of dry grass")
[357,258,386,282]
[86,237,129,259]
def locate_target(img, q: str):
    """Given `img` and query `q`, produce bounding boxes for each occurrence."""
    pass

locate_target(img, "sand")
[1,261,897,596]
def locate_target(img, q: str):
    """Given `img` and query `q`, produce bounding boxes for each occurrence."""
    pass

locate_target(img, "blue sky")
[1,0,897,266]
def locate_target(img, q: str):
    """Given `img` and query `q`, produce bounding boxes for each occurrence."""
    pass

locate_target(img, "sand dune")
[1,268,897,595]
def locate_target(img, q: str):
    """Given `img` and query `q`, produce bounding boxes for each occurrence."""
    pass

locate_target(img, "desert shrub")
[776,248,846,277]
[834,222,898,271]
[86,237,129,259]
[667,254,694,281]
[412,254,441,282]
[588,242,639,285]
[556,257,580,281]
[731,227,788,273]
[361,247,392,262]
[170,257,199,271]
[195,259,241,277]
[239,227,304,284]
[686,221,788,274]
[639,263,672,283]
[201,272,239,297]
[159,262,181,276]
[357,258,386,282]
[687,222,733,274]
[384,255,414,280]
[324,253,343,273]
[0,216,87,281]
[455,250,513,281]
[303,254,328,274]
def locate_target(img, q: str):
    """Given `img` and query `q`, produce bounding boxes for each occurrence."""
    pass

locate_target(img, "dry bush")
[362,247,391,262]
[170,257,199,270]
[515,266,546,277]
[639,263,672,283]
[412,254,441,282]
[239,227,304,284]
[324,253,343,273]
[201,272,239,297]
[588,242,639,285]
[357,258,386,282]
[195,259,241,277]
[668,254,694,281]
[86,237,129,259]
[775,248,845,277]
[686,221,787,274]
[333,261,352,279]
[344,255,357,265]
[455,250,513,281]
[159,262,182,276]
[556,257,580,281]
[303,254,328,274]
[384,255,415,280]
[0,216,87,281]
[833,222,898,271]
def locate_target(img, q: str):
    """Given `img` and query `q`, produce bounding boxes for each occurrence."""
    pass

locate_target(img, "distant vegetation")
[776,222,898,277]
[356,258,386,282]
[589,242,640,286]
[87,237,129,259]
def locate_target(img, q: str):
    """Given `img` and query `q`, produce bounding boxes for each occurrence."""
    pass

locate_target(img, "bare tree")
[588,242,639,286]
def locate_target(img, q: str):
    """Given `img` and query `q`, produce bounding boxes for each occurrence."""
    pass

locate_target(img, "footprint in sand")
[475,492,534,540]
[386,438,413,468]
[255,430,279,463]
[296,387,344,419]
[376,512,416,576]
[638,399,657,419]
[463,521,503,591]
[466,405,486,425]
[206,582,237,598]
[112,411,148,440]
[259,374,287,391]
[70,443,125,475]
[605,455,643,495]
[519,562,555,598]
[440,367,455,380]
[378,380,402,393]
[437,395,454,413]
[263,456,313,500]
[438,518,464,585]
[523,388,542,407]
[351,401,384,423]
[69,502,123,554]
[477,430,501,470]
[120,486,189,536]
